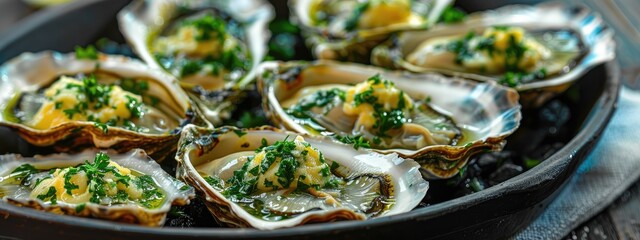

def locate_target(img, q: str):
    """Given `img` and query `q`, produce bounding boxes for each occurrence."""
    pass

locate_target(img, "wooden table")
[0,0,638,239]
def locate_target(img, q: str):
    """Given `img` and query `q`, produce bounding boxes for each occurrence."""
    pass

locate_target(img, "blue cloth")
[515,87,640,239]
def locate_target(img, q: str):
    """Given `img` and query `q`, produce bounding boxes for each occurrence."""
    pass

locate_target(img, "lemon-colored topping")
[29,161,142,204]
[245,135,328,192]
[357,0,414,29]
[343,75,413,130]
[407,26,551,74]
[27,76,145,130]
[153,25,225,58]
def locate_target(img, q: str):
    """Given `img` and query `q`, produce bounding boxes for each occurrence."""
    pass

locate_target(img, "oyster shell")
[289,0,452,62]
[372,3,615,107]
[258,61,521,179]
[118,0,273,124]
[175,124,428,229]
[0,51,201,160]
[0,149,194,226]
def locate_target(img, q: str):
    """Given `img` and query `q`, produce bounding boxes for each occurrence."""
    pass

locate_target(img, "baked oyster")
[0,51,199,160]
[259,61,521,179]
[290,0,452,62]
[0,149,194,226]
[176,124,428,229]
[372,3,615,107]
[118,0,273,124]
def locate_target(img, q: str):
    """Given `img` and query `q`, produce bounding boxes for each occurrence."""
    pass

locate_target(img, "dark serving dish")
[0,0,620,239]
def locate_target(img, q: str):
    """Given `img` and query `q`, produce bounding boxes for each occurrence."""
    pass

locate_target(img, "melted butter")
[26,76,143,130]
[252,136,326,191]
[29,161,142,204]
[343,77,413,129]
[357,0,417,30]
[407,27,555,75]
[153,24,233,59]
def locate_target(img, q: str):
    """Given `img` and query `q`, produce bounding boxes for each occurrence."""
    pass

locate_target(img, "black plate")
[0,0,620,239]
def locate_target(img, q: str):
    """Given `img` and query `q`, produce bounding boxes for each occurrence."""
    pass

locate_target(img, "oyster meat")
[280,74,461,150]
[259,61,521,179]
[0,51,198,160]
[290,0,451,62]
[119,0,273,124]
[0,149,194,226]
[405,26,576,83]
[176,124,427,229]
[372,3,615,106]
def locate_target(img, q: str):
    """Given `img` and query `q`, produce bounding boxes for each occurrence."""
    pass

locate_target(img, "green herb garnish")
[63,168,80,195]
[75,45,98,60]
[334,135,371,150]
[183,15,226,42]
[36,186,58,204]
[438,6,466,23]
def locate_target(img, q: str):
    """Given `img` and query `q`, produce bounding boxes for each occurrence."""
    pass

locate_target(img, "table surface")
[0,0,638,239]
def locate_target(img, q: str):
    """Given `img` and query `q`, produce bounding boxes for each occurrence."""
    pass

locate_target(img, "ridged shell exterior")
[118,0,274,124]
[175,124,428,229]
[0,149,194,227]
[0,51,199,160]
[258,61,521,179]
[289,0,452,62]
[371,3,615,107]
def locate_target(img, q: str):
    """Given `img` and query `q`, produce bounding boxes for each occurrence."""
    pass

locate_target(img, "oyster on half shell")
[372,3,615,107]
[175,124,427,229]
[118,0,274,124]
[290,0,452,62]
[0,51,201,160]
[258,61,521,179]
[0,149,194,226]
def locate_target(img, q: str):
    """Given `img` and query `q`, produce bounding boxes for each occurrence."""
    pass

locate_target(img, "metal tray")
[0,0,620,239]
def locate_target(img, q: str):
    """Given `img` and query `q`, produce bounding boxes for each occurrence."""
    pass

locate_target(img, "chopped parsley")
[222,137,336,200]
[155,15,250,79]
[438,6,466,23]
[224,161,257,199]
[334,135,371,150]
[36,186,58,204]
[323,178,342,189]
[119,78,149,96]
[75,45,98,60]
[133,175,164,209]
[51,75,149,133]
[51,75,151,133]
[93,122,109,134]
[10,164,38,182]
[182,15,226,42]
[75,203,86,213]
[14,152,164,208]
[352,75,410,138]
[167,45,249,78]
[125,95,145,118]
[204,176,224,189]
[233,129,247,137]
[443,32,476,65]
[330,162,340,171]
[63,168,80,195]
[440,27,548,86]
[499,68,547,87]
[286,88,345,119]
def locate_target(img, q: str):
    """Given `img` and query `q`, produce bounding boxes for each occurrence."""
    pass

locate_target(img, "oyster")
[290,0,452,62]
[0,149,194,226]
[118,0,273,124]
[372,3,615,107]
[175,124,427,229]
[258,61,521,179]
[0,51,200,160]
